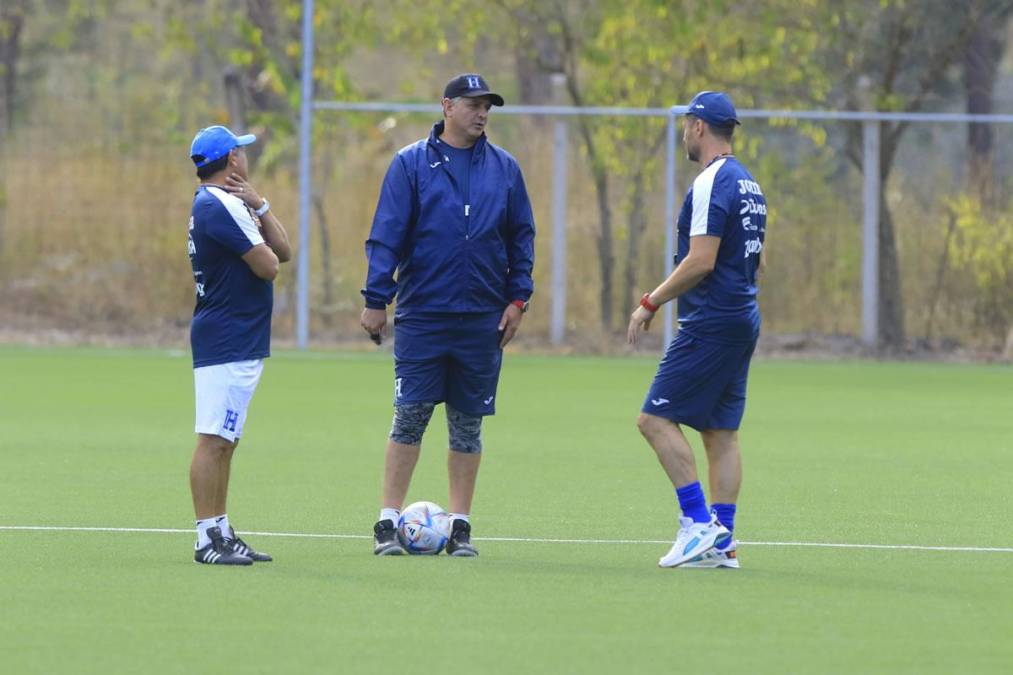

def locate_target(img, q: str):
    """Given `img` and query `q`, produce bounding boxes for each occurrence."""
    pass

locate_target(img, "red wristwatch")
[640,293,659,313]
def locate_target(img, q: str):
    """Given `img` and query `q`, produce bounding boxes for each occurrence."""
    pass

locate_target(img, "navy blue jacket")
[362,121,536,313]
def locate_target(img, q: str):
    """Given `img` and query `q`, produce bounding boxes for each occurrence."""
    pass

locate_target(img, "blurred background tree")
[1,0,1009,355]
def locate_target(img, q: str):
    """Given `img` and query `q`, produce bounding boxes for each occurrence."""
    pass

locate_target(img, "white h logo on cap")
[466,76,481,89]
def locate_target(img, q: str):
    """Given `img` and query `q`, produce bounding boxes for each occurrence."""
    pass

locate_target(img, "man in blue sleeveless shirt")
[361,74,536,556]
[187,126,292,565]
[628,92,766,569]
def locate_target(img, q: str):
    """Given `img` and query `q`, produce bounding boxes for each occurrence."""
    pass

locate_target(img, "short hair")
[442,96,463,117]
[686,114,735,142]
[194,153,230,180]
[709,123,735,142]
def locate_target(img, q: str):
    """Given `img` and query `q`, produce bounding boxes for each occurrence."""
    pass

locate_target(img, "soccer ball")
[397,501,451,555]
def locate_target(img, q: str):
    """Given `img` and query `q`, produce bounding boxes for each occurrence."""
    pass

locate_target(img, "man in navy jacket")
[361,73,536,556]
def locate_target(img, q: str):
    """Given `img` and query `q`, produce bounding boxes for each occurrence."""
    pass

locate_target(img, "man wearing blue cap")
[186,126,292,565]
[627,91,766,569]
[361,73,535,557]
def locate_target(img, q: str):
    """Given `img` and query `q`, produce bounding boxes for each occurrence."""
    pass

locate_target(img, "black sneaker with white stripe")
[224,528,273,562]
[194,526,252,566]
[446,519,478,557]
[373,519,406,555]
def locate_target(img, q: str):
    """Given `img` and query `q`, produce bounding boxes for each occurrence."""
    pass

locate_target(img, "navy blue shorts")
[642,331,757,431]
[393,312,503,416]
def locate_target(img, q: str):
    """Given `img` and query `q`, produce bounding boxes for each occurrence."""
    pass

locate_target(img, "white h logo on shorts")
[395,377,403,399]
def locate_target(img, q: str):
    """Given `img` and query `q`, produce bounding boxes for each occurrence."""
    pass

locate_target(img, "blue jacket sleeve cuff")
[506,284,533,303]
[363,298,387,310]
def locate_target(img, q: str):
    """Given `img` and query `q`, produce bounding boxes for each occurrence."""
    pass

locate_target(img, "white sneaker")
[681,540,740,569]
[658,516,730,568]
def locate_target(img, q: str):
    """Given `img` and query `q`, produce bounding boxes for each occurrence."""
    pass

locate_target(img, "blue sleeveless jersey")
[676,156,766,344]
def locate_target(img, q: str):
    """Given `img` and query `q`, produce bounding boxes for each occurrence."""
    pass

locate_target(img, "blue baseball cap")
[685,91,740,128]
[189,125,257,167]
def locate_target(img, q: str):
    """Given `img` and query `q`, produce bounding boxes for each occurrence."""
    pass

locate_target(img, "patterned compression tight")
[389,402,483,453]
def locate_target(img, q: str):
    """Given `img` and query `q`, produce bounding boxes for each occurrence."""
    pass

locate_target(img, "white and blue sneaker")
[658,515,730,568]
[681,540,740,569]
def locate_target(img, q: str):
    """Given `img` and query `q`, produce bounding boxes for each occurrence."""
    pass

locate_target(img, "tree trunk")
[240,0,300,157]
[622,172,648,314]
[222,65,263,166]
[0,1,27,257]
[621,126,667,315]
[924,210,958,342]
[312,195,335,328]
[569,93,614,330]
[877,182,906,351]
[0,1,25,135]
[849,119,908,352]
[566,92,615,330]
[514,20,557,107]
[962,7,1003,206]
[224,65,246,132]
[592,166,614,330]
[0,156,6,257]
[839,3,989,353]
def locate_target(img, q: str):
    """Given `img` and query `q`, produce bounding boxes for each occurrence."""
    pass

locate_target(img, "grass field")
[1,346,1011,674]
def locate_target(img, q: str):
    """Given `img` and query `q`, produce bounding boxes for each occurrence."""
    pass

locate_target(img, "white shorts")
[194,359,264,442]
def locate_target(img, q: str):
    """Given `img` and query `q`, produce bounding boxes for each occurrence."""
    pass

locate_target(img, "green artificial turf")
[1,347,1010,673]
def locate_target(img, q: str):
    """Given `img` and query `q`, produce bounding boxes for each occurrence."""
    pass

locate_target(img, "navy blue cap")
[189,126,256,167]
[443,73,504,106]
[686,91,740,127]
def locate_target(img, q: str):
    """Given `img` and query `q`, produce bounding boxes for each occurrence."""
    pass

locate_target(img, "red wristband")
[640,293,659,313]
[511,299,527,312]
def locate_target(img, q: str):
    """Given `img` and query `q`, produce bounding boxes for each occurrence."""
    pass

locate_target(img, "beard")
[686,145,699,162]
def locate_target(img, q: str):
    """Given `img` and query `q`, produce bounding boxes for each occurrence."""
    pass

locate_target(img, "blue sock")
[712,503,736,549]
[675,482,710,523]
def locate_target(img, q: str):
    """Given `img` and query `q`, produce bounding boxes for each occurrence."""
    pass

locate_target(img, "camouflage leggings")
[389,402,483,453]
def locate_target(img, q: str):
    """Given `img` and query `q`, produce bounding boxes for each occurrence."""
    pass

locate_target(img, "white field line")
[1,525,1011,554]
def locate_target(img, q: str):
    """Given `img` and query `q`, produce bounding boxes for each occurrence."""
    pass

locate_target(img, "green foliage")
[750,137,862,333]
[1,0,1009,349]
[483,0,840,324]
[944,195,1013,343]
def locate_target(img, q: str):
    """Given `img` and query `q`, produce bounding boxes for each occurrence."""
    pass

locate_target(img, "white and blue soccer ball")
[397,501,451,555]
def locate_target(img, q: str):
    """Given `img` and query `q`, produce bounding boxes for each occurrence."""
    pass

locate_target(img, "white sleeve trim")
[207,186,265,247]
[690,158,727,237]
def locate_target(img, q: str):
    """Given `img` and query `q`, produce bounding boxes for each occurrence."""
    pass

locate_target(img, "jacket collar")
[428,120,487,156]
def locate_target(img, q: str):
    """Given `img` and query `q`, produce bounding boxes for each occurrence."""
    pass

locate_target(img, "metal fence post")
[663,110,677,350]
[296,0,314,350]
[860,77,880,349]
[550,74,568,346]
[550,115,568,345]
